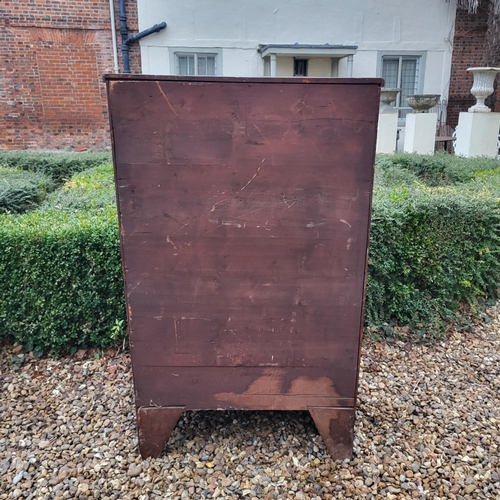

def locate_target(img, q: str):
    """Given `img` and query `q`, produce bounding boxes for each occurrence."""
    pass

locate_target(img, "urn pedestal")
[455,67,500,158]
[403,94,439,155]
[403,113,438,155]
[376,89,399,154]
[455,112,500,158]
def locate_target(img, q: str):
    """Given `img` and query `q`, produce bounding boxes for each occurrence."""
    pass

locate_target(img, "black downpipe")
[118,0,166,73]
[118,0,130,72]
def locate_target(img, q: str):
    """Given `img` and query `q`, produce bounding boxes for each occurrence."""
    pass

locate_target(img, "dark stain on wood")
[106,74,382,459]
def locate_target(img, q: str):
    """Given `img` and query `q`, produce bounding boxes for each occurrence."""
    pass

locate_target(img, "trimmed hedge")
[2,152,500,353]
[0,151,112,186]
[0,168,54,214]
[367,181,500,337]
[0,206,125,355]
[367,153,500,337]
[375,152,500,186]
[42,165,116,211]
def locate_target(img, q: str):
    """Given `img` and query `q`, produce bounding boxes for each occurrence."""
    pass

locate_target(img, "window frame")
[377,51,426,125]
[169,47,223,76]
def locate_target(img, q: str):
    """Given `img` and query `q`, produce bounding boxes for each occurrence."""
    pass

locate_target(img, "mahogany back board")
[106,75,382,458]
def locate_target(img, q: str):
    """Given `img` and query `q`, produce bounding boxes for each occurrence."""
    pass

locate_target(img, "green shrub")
[367,163,500,338]
[0,151,112,186]
[376,152,500,186]
[373,163,420,188]
[2,153,500,353]
[42,165,116,211]
[0,206,125,355]
[0,167,54,214]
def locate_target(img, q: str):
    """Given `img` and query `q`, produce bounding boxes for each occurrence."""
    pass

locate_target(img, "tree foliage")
[457,0,500,14]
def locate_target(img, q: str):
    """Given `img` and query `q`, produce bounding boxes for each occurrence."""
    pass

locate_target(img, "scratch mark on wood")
[340,219,352,228]
[252,123,275,165]
[253,122,264,137]
[293,289,302,306]
[173,318,179,351]
[167,217,201,238]
[164,212,184,226]
[128,281,142,295]
[234,203,278,221]
[210,195,232,212]
[168,196,233,239]
[240,165,262,191]
[222,221,243,228]
[283,198,296,209]
[166,235,178,250]
[156,82,179,116]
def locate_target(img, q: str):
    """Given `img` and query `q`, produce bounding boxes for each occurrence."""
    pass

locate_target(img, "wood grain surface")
[106,75,381,457]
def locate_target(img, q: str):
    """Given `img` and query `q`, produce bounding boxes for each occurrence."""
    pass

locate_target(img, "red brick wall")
[0,0,140,151]
[447,4,500,128]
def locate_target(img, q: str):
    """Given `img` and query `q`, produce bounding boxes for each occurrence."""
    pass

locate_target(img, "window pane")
[207,56,216,75]
[197,55,216,75]
[294,59,308,76]
[382,59,399,89]
[382,55,420,125]
[400,58,418,108]
[178,55,194,75]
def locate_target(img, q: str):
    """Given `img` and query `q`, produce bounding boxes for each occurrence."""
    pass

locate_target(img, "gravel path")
[1,309,499,500]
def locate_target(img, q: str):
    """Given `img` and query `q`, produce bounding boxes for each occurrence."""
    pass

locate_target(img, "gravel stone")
[410,462,421,473]
[464,484,477,494]
[2,304,500,499]
[127,465,142,477]
[12,472,24,485]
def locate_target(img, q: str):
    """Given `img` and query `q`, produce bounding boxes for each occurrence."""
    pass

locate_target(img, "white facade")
[137,0,456,106]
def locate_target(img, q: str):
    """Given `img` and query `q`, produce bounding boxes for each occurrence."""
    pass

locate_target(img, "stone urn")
[380,88,400,113]
[406,94,440,113]
[467,67,500,112]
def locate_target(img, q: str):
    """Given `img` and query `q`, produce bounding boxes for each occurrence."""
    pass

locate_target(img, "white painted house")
[137,0,457,125]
